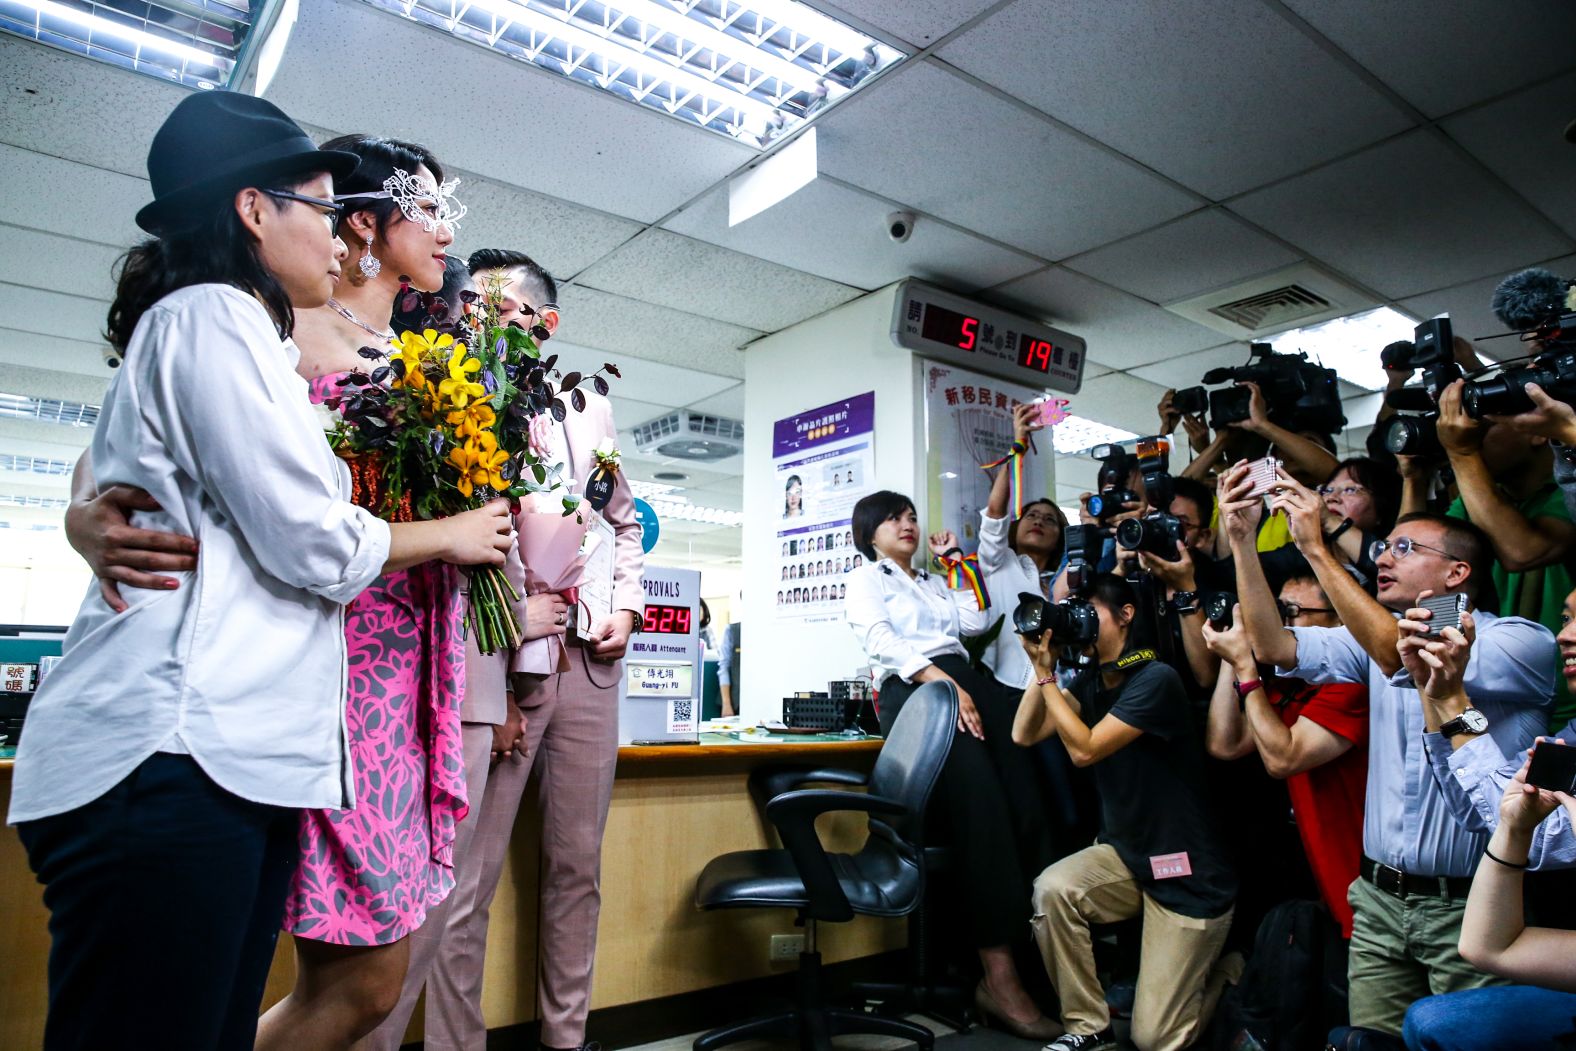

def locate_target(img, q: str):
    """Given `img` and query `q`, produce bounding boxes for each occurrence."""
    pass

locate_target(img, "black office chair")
[691,680,958,1051]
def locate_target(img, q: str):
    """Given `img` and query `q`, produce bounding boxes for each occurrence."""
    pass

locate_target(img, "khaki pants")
[1031,844,1236,1051]
[1347,876,1506,1035]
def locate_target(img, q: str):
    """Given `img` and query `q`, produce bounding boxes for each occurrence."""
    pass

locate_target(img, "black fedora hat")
[136,91,360,235]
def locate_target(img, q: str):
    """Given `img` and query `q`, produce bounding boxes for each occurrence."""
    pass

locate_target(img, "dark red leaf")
[530,324,550,342]
[592,375,609,396]
[560,371,581,392]
[550,399,568,422]
[401,293,420,312]
[570,388,586,413]
[542,354,558,373]
[357,346,383,361]
[604,362,621,378]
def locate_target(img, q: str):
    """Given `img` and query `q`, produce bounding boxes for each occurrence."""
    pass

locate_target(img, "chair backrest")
[864,679,956,849]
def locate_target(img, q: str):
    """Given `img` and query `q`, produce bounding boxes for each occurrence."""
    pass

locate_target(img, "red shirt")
[1267,678,1369,937]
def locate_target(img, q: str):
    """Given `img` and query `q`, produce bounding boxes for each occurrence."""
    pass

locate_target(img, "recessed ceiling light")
[0,391,99,427]
[358,0,904,147]
[1268,305,1418,392]
[653,471,688,481]
[1,0,252,90]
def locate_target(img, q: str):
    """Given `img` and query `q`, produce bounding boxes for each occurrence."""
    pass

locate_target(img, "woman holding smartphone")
[9,93,511,1051]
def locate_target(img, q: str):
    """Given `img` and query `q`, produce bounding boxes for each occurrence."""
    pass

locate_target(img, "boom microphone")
[1492,267,1572,330]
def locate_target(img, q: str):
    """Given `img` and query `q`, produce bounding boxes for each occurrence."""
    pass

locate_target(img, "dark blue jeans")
[1403,986,1576,1051]
[17,753,299,1051]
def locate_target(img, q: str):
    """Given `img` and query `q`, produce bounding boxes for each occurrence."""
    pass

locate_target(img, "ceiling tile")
[447,171,643,277]
[1397,252,1576,355]
[0,36,180,177]
[983,267,1225,371]
[0,284,108,346]
[0,362,109,406]
[817,60,1198,258]
[263,0,754,224]
[0,144,146,250]
[939,0,1413,198]
[574,230,861,331]
[0,226,120,303]
[821,0,1002,45]
[1065,210,1301,304]
[1442,72,1576,240]
[663,179,1042,291]
[619,452,739,485]
[552,340,741,408]
[1059,370,1171,436]
[1281,0,1576,118]
[685,383,745,418]
[0,328,115,379]
[552,289,757,378]
[1231,131,1572,299]
[1126,342,1253,392]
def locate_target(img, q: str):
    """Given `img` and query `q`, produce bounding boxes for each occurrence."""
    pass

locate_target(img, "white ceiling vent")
[1164,263,1374,340]
[632,410,744,462]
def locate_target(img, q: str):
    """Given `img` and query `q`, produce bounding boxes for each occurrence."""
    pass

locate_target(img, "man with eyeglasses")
[1427,378,1576,728]
[1220,461,1555,1042]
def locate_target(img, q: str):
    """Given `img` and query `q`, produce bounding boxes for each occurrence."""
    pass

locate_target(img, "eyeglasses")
[264,189,344,231]
[1318,484,1370,498]
[1369,536,1462,563]
[1278,599,1335,620]
[1019,512,1059,526]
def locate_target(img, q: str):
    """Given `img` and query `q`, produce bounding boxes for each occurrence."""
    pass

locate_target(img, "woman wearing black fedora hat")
[8,92,514,1051]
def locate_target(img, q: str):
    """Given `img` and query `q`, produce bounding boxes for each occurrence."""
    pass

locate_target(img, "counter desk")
[0,732,899,1047]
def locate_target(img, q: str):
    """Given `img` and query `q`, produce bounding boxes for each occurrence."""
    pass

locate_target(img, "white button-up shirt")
[9,285,391,824]
[844,558,988,685]
[976,510,1062,690]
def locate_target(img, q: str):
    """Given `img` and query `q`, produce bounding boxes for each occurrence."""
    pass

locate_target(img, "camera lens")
[1204,592,1233,630]
[1463,369,1538,418]
[1382,415,1441,458]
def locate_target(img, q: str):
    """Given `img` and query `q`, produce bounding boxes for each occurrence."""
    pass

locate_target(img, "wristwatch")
[1171,589,1200,615]
[1439,708,1489,737]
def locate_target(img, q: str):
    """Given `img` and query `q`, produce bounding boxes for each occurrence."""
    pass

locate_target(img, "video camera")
[1377,317,1461,457]
[1171,342,1346,436]
[1462,312,1576,418]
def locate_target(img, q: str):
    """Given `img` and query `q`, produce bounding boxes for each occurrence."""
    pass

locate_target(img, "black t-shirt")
[1071,660,1237,919]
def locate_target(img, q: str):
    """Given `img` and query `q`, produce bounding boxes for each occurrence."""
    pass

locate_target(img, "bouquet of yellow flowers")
[324,274,619,653]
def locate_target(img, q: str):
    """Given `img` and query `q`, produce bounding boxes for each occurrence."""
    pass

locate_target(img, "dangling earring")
[358,236,381,280]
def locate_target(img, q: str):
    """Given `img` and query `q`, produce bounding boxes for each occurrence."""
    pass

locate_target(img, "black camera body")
[1013,592,1099,648]
[1196,342,1346,435]
[1061,523,1102,595]
[1170,385,1209,417]
[1380,413,1443,458]
[1116,512,1185,561]
[1462,315,1576,418]
[1204,591,1233,631]
[1087,487,1141,522]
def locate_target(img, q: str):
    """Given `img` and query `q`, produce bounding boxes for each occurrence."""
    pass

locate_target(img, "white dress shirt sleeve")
[1276,625,1369,685]
[844,566,934,683]
[977,510,1011,573]
[1463,615,1558,719]
[140,287,390,604]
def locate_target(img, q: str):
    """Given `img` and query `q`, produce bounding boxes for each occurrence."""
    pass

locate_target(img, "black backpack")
[1212,900,1348,1051]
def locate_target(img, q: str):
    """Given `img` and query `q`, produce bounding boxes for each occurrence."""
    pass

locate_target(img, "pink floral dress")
[280,372,470,946]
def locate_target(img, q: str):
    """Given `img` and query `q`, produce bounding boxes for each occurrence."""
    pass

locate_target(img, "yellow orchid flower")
[389,328,455,391]
[448,441,481,499]
[468,442,510,492]
[447,402,496,441]
[439,341,487,409]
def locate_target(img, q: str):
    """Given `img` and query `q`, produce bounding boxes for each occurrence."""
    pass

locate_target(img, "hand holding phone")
[1036,398,1070,428]
[1527,738,1576,794]
[1418,592,1468,636]
[1244,456,1282,498]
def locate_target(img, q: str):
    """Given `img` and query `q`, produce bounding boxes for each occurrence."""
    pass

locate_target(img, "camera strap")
[1100,648,1156,675]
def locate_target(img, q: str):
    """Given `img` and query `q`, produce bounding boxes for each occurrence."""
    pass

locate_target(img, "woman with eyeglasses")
[16,95,511,1051]
[784,474,805,518]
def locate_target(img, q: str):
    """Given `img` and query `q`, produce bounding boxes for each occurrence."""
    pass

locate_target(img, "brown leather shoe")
[974,979,1065,1040]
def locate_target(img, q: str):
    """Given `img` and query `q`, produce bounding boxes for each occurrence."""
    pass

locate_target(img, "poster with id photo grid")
[773,392,875,623]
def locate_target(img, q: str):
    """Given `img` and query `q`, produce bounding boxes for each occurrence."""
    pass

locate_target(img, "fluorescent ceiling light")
[629,478,685,499]
[0,0,253,90]
[1052,415,1139,455]
[0,392,100,427]
[1268,305,1418,392]
[729,125,816,225]
[0,493,68,509]
[645,496,743,527]
[359,0,903,147]
[0,454,73,476]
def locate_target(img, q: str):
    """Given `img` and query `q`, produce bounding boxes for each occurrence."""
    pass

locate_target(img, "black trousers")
[17,753,300,1051]
[878,654,1052,947]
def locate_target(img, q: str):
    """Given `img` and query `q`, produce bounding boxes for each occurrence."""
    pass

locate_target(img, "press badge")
[1150,852,1193,880]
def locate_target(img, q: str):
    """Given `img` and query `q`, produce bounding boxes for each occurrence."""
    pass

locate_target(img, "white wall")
[739,285,923,723]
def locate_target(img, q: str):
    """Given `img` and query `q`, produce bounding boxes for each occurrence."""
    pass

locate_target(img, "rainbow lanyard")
[935,552,988,611]
[978,440,1029,518]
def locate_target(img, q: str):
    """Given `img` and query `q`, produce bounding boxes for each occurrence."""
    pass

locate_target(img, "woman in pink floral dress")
[256,135,477,1050]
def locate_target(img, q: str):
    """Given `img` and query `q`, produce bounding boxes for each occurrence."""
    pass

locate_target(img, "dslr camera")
[1013,592,1099,648]
[1171,342,1346,436]
[1113,437,1184,563]
[1378,318,1460,456]
[1085,443,1143,523]
[1462,312,1576,418]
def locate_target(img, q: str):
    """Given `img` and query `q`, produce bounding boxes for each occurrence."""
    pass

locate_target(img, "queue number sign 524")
[641,603,693,635]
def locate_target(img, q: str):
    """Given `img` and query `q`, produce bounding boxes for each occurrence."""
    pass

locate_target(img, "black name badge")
[586,470,614,511]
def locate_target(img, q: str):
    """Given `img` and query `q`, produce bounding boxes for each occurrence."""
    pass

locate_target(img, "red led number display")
[1017,337,1057,373]
[641,604,693,635]
[920,304,979,353]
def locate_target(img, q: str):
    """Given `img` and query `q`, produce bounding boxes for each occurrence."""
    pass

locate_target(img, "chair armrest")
[762,789,908,923]
[748,764,869,816]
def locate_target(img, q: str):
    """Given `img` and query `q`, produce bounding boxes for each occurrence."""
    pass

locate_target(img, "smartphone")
[1036,398,1069,427]
[1244,456,1282,498]
[1527,739,1576,794]
[1418,592,1468,636]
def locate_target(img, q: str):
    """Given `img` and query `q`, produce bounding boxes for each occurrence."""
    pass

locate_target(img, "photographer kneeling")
[1014,573,1237,1051]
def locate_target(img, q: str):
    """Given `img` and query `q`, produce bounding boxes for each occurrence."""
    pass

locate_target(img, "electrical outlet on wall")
[769,933,805,961]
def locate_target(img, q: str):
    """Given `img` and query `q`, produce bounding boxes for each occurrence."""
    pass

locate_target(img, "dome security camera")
[102,345,122,369]
[886,211,916,244]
